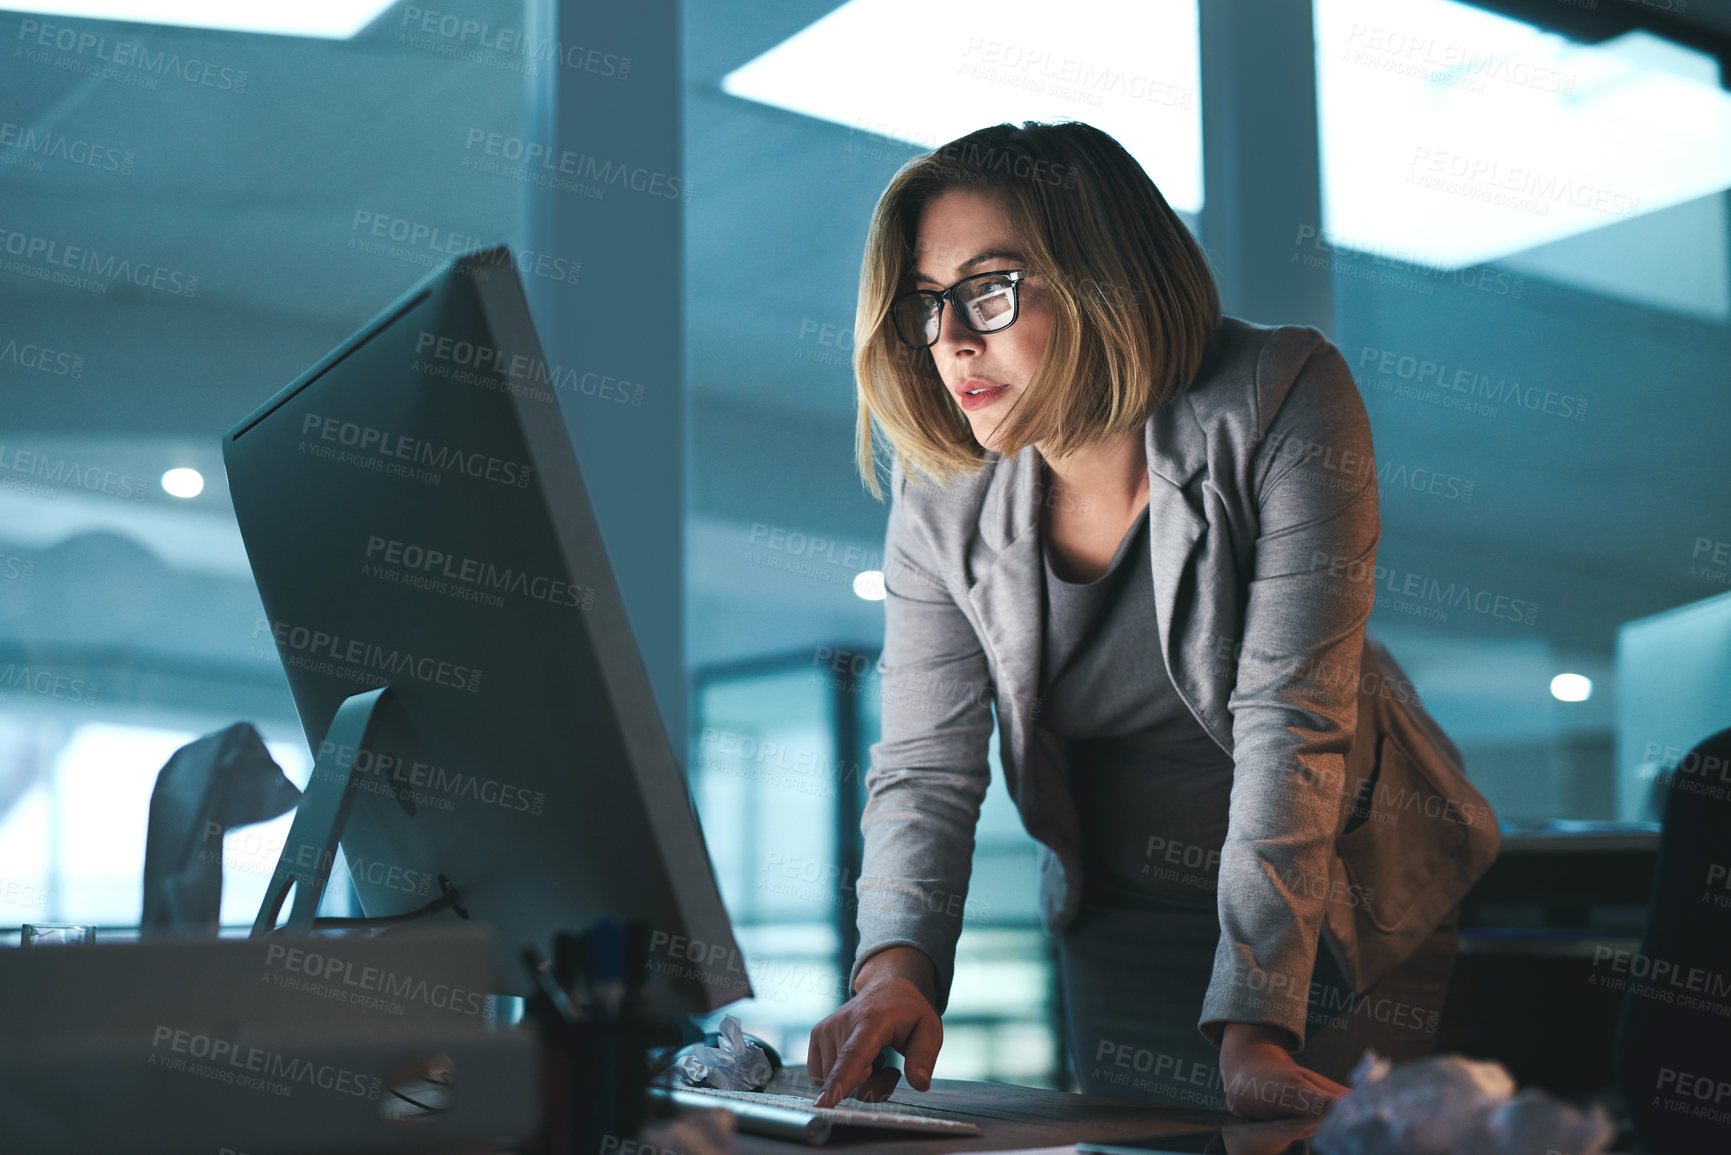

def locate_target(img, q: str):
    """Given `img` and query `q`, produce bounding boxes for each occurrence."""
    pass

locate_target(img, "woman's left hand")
[1218,1023,1348,1120]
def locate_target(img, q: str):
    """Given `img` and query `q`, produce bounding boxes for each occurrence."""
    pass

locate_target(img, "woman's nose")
[933,304,985,353]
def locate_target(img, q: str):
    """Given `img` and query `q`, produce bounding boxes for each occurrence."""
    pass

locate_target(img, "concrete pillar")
[1199,0,1333,333]
[525,0,686,760]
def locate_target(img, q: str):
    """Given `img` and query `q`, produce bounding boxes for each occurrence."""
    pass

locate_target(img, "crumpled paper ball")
[670,1014,775,1092]
[1314,1050,1614,1155]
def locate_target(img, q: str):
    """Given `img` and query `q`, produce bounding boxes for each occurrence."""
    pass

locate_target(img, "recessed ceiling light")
[853,570,886,601]
[9,1,399,39]
[161,467,203,498]
[1550,672,1591,702]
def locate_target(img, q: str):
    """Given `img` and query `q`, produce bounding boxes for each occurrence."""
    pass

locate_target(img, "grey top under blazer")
[851,315,1501,1049]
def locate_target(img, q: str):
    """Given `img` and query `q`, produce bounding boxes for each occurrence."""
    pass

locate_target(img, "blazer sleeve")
[848,456,995,1015]
[1197,335,1380,1050]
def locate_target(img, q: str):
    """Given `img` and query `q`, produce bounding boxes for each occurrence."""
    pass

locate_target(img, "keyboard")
[647,1077,984,1145]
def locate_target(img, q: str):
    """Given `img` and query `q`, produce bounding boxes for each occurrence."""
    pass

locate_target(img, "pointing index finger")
[812,1024,887,1109]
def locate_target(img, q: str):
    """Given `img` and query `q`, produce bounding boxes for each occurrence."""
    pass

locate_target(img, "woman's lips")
[957,380,1010,411]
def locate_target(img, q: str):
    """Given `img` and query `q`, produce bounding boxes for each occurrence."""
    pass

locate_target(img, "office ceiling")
[0,0,1725,737]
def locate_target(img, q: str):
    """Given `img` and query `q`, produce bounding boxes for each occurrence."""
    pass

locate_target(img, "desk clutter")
[1313,1050,1615,1155]
[0,920,1635,1155]
[661,1014,778,1091]
[0,915,709,1155]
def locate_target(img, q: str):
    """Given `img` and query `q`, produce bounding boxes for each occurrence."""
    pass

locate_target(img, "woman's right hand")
[807,946,944,1108]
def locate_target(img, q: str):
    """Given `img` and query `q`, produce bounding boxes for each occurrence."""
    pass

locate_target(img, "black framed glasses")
[889,269,1028,349]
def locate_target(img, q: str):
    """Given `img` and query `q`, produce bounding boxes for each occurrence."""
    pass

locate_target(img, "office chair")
[1615,724,1731,1154]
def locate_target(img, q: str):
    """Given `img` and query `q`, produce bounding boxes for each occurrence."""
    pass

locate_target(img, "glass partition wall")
[689,648,1062,1087]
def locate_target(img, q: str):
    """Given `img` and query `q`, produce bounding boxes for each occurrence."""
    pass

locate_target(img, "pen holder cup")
[538,1011,683,1155]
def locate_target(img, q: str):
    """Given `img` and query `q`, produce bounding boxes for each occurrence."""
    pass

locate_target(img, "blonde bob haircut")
[853,120,1220,500]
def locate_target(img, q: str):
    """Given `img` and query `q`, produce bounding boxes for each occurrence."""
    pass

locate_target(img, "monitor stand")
[249,685,391,937]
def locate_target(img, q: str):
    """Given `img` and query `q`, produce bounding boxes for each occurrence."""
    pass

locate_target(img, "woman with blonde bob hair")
[808,121,1498,1121]
[850,121,1219,498]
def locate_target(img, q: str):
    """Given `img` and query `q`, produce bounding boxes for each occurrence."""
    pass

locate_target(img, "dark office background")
[0,0,1727,1087]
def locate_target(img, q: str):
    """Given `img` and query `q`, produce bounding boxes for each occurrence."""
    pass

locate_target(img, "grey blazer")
[850,316,1500,1049]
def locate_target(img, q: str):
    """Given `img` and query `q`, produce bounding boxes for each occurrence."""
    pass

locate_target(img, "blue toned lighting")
[9,1,399,38]
[1315,0,1731,270]
[721,0,1202,214]
[1550,673,1591,702]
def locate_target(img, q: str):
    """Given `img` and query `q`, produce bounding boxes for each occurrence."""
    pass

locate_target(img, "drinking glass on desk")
[21,924,95,946]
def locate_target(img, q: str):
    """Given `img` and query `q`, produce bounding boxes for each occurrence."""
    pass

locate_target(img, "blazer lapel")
[965,454,1067,846]
[966,451,1043,743]
[1144,477,1229,754]
[1144,395,1235,756]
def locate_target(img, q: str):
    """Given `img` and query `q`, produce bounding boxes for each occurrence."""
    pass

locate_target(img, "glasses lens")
[893,293,941,347]
[957,274,1017,332]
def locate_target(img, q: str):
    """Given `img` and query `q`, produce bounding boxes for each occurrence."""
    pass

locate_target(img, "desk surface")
[723,1067,1241,1155]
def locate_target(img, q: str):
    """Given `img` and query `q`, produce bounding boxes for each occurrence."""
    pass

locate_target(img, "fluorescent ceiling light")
[721,0,1202,213]
[6,0,398,38]
[1315,0,1731,269]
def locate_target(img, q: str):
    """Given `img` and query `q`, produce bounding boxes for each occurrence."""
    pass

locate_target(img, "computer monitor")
[222,246,749,1014]
[1615,588,1731,822]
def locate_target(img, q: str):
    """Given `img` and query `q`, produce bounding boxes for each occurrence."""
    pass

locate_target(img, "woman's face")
[909,187,1053,454]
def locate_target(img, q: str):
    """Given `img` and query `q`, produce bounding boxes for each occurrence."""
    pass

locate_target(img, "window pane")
[1312,0,1731,824]
[0,4,534,929]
